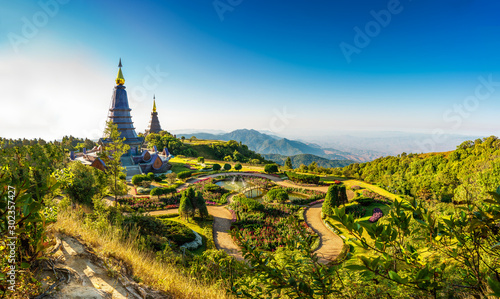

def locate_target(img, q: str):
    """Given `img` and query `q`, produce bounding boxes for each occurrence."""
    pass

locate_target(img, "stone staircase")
[121,156,142,181]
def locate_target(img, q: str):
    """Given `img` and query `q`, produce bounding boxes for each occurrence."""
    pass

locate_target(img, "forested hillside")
[340,136,500,203]
[262,153,354,169]
[145,132,269,163]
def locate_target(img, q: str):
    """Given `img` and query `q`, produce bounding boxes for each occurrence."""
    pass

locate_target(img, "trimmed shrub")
[264,164,279,174]
[204,183,222,193]
[285,171,320,184]
[234,196,263,211]
[234,163,242,170]
[322,184,348,217]
[345,204,366,219]
[223,163,231,171]
[212,163,221,171]
[177,171,192,180]
[132,174,150,186]
[266,188,289,203]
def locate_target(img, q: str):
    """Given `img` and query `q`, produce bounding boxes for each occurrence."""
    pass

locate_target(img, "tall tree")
[100,120,130,206]
[285,157,293,169]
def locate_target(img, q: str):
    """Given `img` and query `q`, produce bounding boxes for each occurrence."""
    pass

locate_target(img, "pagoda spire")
[153,94,157,113]
[116,58,125,85]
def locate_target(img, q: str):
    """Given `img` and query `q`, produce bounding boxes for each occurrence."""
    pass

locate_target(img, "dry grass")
[51,208,234,299]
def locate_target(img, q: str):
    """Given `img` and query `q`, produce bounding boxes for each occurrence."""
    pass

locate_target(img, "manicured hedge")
[266,188,289,203]
[177,171,192,179]
[131,174,151,186]
[285,171,320,184]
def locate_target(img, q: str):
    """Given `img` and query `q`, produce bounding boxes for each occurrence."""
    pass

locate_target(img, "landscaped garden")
[229,196,317,251]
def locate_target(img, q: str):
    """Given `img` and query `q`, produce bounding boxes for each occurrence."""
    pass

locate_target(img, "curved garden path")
[146,172,351,264]
[304,203,344,264]
[148,204,244,262]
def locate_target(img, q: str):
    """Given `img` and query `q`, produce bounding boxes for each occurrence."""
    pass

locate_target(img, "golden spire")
[116,58,125,85]
[153,95,157,113]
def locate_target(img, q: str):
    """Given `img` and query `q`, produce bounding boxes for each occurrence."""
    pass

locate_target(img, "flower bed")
[369,208,384,223]
[118,197,166,211]
[230,202,314,251]
[190,177,230,204]
[119,196,181,211]
[345,204,366,219]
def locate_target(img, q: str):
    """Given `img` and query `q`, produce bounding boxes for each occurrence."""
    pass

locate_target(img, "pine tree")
[179,188,195,220]
[285,157,293,169]
[100,120,130,206]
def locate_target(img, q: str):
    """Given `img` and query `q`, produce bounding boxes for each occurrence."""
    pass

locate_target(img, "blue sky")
[1,0,499,140]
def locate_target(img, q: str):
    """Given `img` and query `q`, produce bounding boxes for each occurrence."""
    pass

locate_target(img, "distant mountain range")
[261,154,354,169]
[177,129,376,163]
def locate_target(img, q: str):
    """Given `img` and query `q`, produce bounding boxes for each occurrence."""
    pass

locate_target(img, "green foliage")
[197,157,205,164]
[177,171,192,180]
[0,143,63,297]
[131,174,151,186]
[264,164,279,174]
[179,187,208,220]
[285,156,293,169]
[65,161,98,205]
[341,136,500,203]
[100,121,130,203]
[286,171,320,184]
[331,190,500,298]
[232,196,263,212]
[234,163,242,171]
[322,184,347,217]
[204,183,222,193]
[266,188,289,203]
[223,163,231,171]
[232,221,342,298]
[212,163,221,171]
[122,215,195,250]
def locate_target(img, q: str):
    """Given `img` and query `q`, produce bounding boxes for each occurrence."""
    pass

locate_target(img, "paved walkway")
[304,203,344,264]
[146,172,347,264]
[148,205,244,261]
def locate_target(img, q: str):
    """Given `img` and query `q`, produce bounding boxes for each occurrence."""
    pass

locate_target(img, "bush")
[354,196,375,206]
[285,171,320,184]
[212,163,221,171]
[119,172,126,180]
[264,164,279,174]
[177,171,192,180]
[122,215,195,250]
[204,183,222,193]
[197,157,205,164]
[266,188,289,203]
[345,204,366,219]
[132,174,151,186]
[65,162,97,205]
[234,163,242,171]
[234,196,263,211]
[223,163,231,171]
